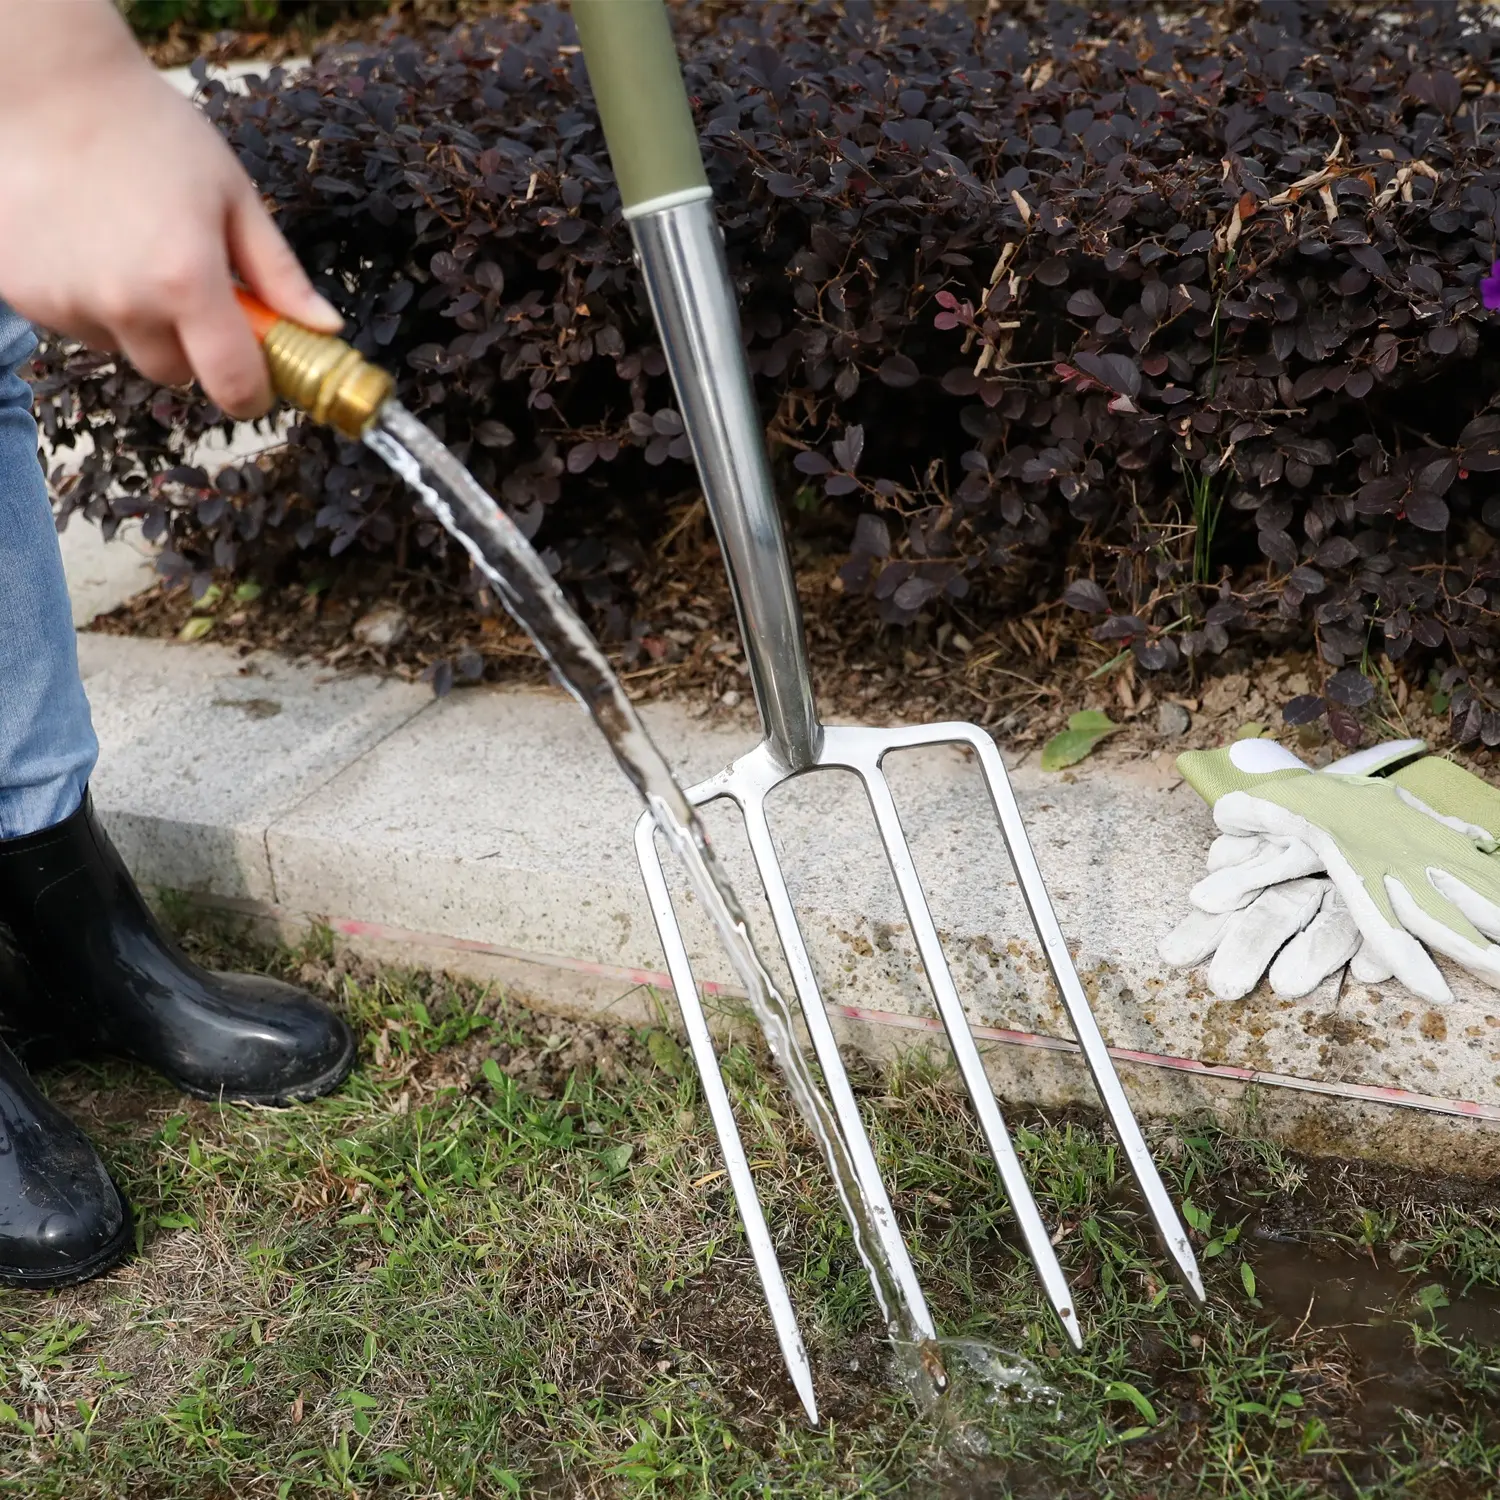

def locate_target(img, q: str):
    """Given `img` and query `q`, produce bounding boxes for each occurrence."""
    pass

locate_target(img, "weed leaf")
[1041,711,1120,771]
[1104,1380,1158,1427]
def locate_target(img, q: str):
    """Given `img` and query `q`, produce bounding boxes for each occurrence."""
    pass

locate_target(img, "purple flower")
[1484,260,1500,312]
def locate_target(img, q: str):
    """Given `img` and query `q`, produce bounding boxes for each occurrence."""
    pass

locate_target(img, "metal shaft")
[630,200,823,773]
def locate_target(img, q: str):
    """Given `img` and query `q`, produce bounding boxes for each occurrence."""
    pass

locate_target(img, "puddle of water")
[1249,1227,1500,1432]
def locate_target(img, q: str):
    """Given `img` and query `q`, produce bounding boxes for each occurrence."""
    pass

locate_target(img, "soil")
[1230,1156,1500,1447]
[134,0,500,71]
[89,519,1462,769]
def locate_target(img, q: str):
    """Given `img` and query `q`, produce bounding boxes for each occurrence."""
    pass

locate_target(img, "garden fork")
[574,0,1205,1423]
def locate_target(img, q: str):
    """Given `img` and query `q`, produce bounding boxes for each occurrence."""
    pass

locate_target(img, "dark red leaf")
[1258,528,1298,570]
[1413,456,1458,496]
[474,419,515,449]
[1327,705,1363,748]
[877,354,920,388]
[1456,698,1484,744]
[1315,537,1360,568]
[1062,579,1110,613]
[794,450,832,476]
[1093,614,1145,640]
[1134,638,1179,670]
[1073,350,1141,399]
[1404,494,1450,531]
[851,513,890,558]
[892,576,939,611]
[1282,694,1327,726]
[832,425,865,472]
[1326,669,1375,708]
[1355,476,1407,514]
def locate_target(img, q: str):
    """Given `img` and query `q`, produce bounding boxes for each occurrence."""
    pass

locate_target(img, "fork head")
[635,723,1107,1389]
[638,719,1202,1359]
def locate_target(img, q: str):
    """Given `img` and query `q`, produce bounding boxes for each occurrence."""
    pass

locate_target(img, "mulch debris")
[89,509,1460,768]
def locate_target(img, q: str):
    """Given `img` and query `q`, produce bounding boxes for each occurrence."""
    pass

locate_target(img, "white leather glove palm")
[1159,860,1365,1001]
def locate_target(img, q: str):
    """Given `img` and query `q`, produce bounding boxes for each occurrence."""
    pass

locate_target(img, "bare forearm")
[0,1,150,112]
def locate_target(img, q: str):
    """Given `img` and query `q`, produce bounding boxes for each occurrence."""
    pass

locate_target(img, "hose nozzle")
[235,289,393,437]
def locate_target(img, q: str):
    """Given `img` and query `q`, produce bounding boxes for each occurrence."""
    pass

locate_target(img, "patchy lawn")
[1,919,1498,1498]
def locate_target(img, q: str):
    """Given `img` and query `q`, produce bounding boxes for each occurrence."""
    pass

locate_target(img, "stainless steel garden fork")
[574,0,1205,1426]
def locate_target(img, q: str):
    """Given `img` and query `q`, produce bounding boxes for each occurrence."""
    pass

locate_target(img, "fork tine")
[854,759,1084,1349]
[738,788,936,1341]
[956,728,1206,1304]
[633,809,821,1424]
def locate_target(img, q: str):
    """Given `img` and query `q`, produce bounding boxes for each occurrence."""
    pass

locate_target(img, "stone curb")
[52,465,1500,1182]
[67,600,1500,1176]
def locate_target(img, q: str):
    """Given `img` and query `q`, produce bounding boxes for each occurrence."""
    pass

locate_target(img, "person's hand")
[0,0,341,417]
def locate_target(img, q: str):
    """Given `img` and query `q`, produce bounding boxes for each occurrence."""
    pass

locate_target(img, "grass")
[1,918,1499,1497]
[1180,449,1226,588]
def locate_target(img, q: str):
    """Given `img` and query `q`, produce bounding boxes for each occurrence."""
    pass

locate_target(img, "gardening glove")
[1159,740,1426,999]
[1159,872,1361,1000]
[1387,753,1500,843]
[1184,739,1427,911]
[1174,739,1500,1004]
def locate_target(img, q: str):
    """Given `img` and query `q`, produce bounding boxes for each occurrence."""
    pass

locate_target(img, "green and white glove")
[1159,740,1426,999]
[1167,738,1500,1004]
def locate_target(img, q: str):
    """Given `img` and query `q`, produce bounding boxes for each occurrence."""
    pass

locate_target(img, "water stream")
[365,400,956,1406]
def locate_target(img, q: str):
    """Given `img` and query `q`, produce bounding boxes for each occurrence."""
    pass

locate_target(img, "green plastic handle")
[572,0,709,214]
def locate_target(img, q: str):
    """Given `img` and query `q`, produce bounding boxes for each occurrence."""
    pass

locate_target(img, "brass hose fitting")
[234,288,394,438]
[260,320,394,438]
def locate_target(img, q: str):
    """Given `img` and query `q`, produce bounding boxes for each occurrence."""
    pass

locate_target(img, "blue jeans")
[0,302,97,838]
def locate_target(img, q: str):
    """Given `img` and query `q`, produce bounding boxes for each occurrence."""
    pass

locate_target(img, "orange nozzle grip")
[234,287,283,343]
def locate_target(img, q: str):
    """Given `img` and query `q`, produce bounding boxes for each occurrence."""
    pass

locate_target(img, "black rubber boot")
[0,794,355,1107]
[0,1033,129,1288]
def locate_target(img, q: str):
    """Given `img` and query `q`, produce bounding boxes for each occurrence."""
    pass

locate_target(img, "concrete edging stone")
[70,617,1500,1176]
